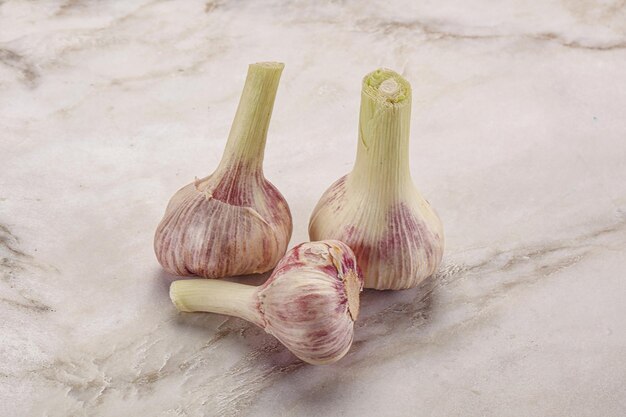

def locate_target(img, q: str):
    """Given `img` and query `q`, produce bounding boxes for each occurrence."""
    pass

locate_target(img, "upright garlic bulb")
[309,69,444,290]
[170,240,363,365]
[155,62,292,278]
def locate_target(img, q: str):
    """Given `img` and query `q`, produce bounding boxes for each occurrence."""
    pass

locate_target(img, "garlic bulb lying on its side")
[309,69,444,290]
[155,62,292,278]
[170,240,363,365]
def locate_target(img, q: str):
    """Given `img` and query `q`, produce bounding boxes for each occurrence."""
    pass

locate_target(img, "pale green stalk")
[170,280,263,327]
[217,62,284,173]
[350,69,413,200]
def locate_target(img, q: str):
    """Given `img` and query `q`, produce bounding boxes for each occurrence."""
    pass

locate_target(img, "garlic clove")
[155,62,292,278]
[309,68,444,290]
[169,240,364,365]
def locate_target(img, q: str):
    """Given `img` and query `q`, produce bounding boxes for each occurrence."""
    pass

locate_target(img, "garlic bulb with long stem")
[155,62,292,279]
[170,240,363,365]
[309,69,444,290]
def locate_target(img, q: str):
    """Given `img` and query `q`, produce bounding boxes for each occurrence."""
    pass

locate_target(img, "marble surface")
[1,0,626,416]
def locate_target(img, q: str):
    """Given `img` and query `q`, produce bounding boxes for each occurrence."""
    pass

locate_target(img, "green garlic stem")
[218,62,284,173]
[351,68,413,200]
[170,279,263,327]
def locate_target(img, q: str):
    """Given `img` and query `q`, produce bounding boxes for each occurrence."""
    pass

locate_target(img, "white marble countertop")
[2,1,626,416]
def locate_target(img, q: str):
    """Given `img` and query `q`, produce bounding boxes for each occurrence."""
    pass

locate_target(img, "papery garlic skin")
[259,240,362,364]
[309,69,444,290]
[170,240,363,365]
[155,62,292,278]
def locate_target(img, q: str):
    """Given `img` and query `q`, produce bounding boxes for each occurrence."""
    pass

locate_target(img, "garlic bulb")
[170,240,363,365]
[155,62,292,278]
[309,69,444,290]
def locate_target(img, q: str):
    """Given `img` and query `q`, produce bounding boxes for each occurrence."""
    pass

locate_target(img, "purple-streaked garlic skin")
[254,240,362,365]
[154,62,292,278]
[154,168,292,278]
[309,68,444,290]
[310,177,443,290]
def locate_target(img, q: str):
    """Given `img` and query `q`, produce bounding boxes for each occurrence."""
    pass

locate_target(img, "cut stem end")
[252,61,285,71]
[170,281,195,312]
[363,68,411,105]
[379,78,400,97]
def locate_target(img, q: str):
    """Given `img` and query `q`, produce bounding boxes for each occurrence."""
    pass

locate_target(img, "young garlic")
[170,240,363,365]
[155,62,292,278]
[309,69,444,290]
